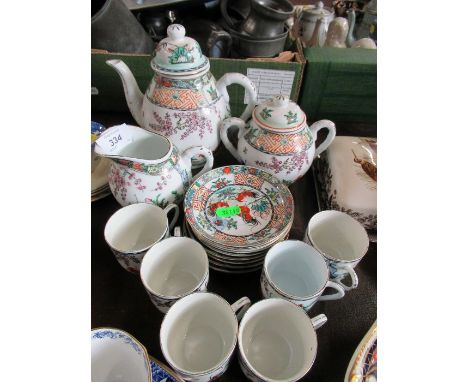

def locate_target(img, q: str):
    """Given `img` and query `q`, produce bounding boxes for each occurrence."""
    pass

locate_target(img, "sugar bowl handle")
[181,146,214,180]
[220,117,246,162]
[309,119,336,158]
[216,73,257,121]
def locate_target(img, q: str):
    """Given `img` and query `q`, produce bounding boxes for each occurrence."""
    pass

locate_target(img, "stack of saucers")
[184,165,294,273]
[91,121,111,202]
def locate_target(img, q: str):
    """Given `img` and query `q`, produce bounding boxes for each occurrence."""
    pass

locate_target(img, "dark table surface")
[91,112,377,382]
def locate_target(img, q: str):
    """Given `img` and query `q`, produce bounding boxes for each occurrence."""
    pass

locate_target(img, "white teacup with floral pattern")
[160,292,251,382]
[140,237,209,313]
[261,240,345,311]
[304,210,369,290]
[104,202,179,274]
[238,299,327,382]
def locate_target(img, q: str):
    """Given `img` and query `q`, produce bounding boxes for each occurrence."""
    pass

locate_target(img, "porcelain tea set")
[92,24,373,382]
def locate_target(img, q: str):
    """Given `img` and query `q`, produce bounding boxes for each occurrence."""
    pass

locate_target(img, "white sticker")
[95,124,133,154]
[244,68,295,104]
[91,86,99,95]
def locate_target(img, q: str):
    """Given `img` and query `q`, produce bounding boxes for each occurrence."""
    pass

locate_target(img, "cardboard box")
[299,47,377,125]
[91,40,306,119]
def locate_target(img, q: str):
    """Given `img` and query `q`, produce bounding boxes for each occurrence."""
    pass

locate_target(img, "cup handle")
[163,203,179,231]
[216,73,257,121]
[318,280,345,301]
[309,119,336,158]
[173,226,182,237]
[181,146,214,181]
[311,313,327,330]
[231,296,251,321]
[220,117,246,162]
[335,265,359,291]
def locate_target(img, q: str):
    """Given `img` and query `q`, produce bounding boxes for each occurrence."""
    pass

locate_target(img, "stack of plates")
[91,158,112,202]
[91,121,112,202]
[184,165,294,273]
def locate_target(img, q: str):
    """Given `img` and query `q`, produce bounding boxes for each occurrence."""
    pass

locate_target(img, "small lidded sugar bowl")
[220,95,336,185]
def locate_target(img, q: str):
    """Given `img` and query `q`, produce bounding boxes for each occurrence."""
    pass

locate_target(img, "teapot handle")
[220,117,245,162]
[216,73,257,121]
[309,119,336,158]
[181,146,214,181]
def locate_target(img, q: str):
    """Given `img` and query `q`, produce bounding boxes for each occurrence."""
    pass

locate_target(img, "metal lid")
[253,95,306,133]
[151,24,209,76]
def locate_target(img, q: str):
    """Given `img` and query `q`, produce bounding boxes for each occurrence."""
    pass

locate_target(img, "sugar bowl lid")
[151,24,209,76]
[253,95,306,132]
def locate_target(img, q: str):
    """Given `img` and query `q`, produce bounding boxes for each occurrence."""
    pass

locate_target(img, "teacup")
[91,327,151,382]
[261,240,345,311]
[160,292,251,382]
[304,210,369,290]
[238,299,327,382]
[140,237,209,313]
[104,202,179,274]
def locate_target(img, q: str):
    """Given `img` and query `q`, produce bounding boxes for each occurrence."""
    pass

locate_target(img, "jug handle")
[181,146,214,181]
[216,73,257,121]
[220,117,245,163]
[309,119,336,158]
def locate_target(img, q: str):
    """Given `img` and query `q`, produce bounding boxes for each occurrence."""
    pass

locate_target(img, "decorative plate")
[344,322,377,382]
[184,166,294,250]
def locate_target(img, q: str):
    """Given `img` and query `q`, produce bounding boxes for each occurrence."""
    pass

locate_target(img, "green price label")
[216,205,241,218]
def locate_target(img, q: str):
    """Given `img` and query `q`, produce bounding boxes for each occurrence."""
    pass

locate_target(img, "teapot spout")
[106,59,145,127]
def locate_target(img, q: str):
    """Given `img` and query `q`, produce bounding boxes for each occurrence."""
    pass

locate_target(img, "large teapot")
[106,24,257,166]
[220,95,336,185]
[94,124,213,208]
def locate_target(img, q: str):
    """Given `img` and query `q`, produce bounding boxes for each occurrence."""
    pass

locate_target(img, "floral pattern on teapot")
[106,24,257,159]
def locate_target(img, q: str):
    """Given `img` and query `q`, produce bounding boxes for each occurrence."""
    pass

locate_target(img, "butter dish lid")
[320,136,377,229]
[151,24,209,76]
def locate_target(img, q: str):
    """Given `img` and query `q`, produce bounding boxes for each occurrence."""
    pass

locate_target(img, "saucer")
[91,158,112,201]
[184,165,294,252]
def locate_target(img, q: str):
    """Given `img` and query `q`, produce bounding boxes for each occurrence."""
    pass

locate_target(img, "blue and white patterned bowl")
[91,328,151,382]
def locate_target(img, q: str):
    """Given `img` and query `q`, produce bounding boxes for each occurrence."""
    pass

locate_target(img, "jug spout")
[106,59,145,127]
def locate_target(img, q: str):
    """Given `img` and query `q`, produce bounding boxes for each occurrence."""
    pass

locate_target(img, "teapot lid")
[253,95,306,132]
[303,1,332,17]
[151,24,209,76]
